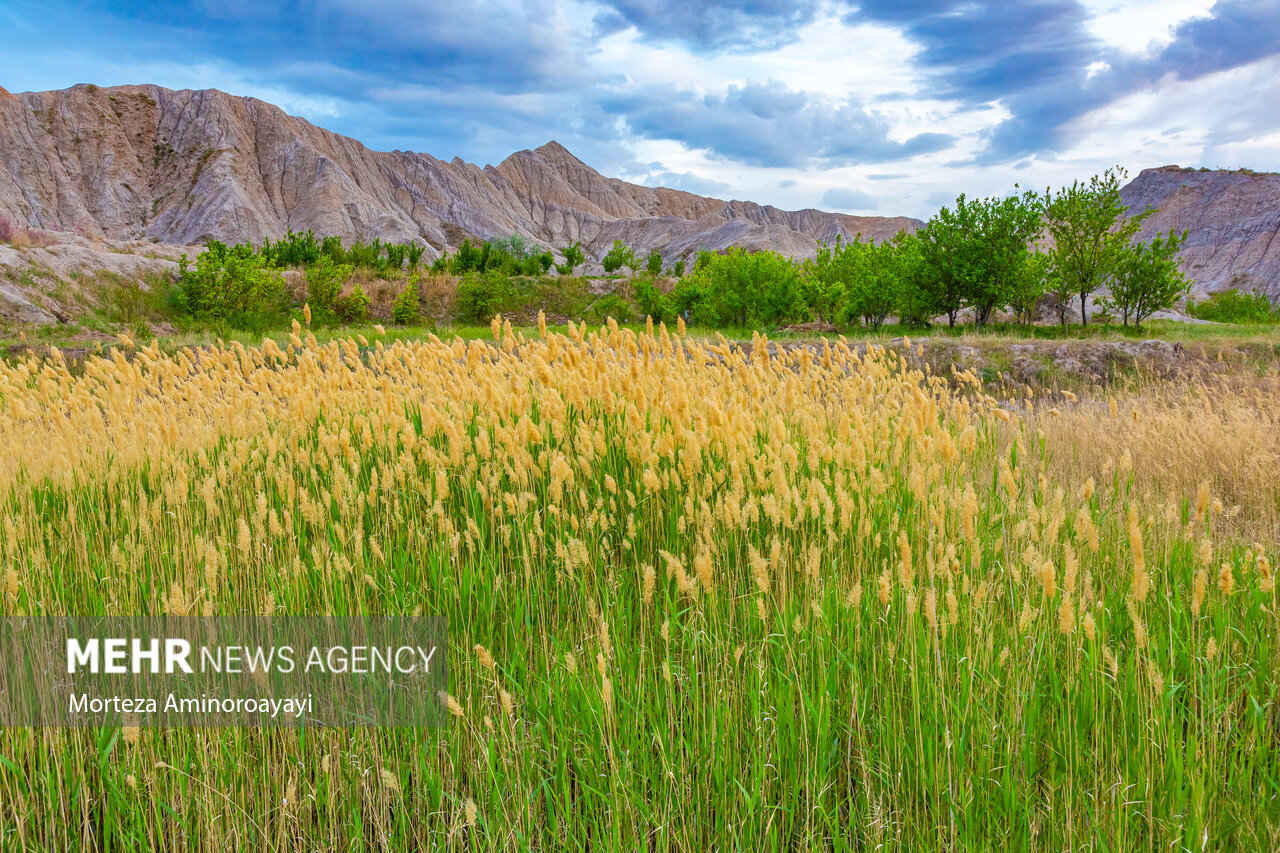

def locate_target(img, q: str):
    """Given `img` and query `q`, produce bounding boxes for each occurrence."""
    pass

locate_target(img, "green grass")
[0,330,1276,849]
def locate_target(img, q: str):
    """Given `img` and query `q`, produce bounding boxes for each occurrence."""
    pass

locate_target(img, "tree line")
[168,166,1202,333]
[629,167,1189,331]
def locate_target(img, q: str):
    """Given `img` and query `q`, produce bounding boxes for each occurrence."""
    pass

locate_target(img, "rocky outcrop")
[0,84,915,264]
[1122,166,1280,298]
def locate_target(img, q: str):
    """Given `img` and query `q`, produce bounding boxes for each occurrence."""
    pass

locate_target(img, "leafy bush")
[305,255,353,323]
[321,236,345,264]
[174,241,287,328]
[335,284,370,324]
[672,248,804,328]
[0,216,13,243]
[438,236,552,277]
[393,279,421,325]
[645,250,663,276]
[557,242,585,276]
[602,240,638,275]
[262,230,321,268]
[1187,289,1279,324]
[633,277,673,322]
[587,293,635,324]
[407,244,426,270]
[344,239,385,273]
[456,270,515,324]
[386,243,408,273]
[93,270,176,325]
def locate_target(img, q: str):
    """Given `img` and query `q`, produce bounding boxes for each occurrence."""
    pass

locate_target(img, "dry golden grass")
[0,323,1275,850]
[1023,370,1280,541]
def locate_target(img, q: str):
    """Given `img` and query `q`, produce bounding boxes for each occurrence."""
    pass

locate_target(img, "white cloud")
[1080,0,1216,54]
[1060,54,1280,173]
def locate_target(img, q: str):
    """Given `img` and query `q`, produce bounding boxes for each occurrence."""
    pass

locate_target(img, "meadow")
[0,315,1277,850]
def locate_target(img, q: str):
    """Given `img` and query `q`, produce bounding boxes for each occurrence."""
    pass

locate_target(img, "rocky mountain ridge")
[1121,166,1280,298]
[0,84,1276,311]
[0,83,915,265]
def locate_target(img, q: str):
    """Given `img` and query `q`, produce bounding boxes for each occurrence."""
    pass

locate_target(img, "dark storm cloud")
[1,0,1277,189]
[1154,0,1280,78]
[844,0,1280,162]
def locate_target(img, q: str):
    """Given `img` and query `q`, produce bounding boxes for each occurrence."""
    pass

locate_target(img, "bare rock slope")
[0,83,915,264]
[1122,166,1280,298]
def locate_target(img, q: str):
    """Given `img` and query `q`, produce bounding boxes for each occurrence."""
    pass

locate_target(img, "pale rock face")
[1122,166,1280,298]
[2,85,1273,303]
[0,84,917,265]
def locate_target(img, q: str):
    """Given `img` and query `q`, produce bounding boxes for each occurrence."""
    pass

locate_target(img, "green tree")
[601,240,638,275]
[671,248,804,328]
[917,191,1042,328]
[915,208,967,327]
[1043,167,1152,327]
[633,277,673,322]
[305,254,353,323]
[1101,231,1190,328]
[392,277,421,325]
[806,239,848,324]
[556,241,586,276]
[891,232,933,326]
[1010,252,1052,325]
[175,241,287,326]
[810,235,900,329]
[335,284,370,324]
[645,249,663,276]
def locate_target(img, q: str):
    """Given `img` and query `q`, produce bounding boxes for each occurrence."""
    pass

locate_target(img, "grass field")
[0,316,1277,850]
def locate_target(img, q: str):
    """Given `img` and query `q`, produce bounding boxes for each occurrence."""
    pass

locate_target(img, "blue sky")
[2,0,1277,218]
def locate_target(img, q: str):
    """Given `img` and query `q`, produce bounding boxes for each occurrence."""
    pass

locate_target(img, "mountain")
[1121,166,1280,299]
[3,84,1276,302]
[0,83,916,264]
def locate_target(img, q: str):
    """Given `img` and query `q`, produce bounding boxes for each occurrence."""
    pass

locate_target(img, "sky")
[1,0,1278,219]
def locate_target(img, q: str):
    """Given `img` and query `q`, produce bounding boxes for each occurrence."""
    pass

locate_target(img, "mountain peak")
[0,82,914,260]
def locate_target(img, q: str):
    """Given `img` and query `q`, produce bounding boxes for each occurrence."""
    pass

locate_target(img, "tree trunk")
[1079,290,1088,326]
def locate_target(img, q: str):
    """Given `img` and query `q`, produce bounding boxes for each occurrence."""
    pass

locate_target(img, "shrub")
[174,241,287,326]
[335,284,370,324]
[344,239,385,273]
[587,292,635,324]
[305,255,353,323]
[633,277,672,322]
[455,270,515,324]
[0,216,13,243]
[93,270,176,325]
[1187,289,1279,324]
[262,230,321,268]
[320,235,346,264]
[672,247,804,328]
[602,240,638,275]
[557,242,585,276]
[392,279,421,325]
[386,244,408,273]
[406,244,426,270]
[10,231,31,250]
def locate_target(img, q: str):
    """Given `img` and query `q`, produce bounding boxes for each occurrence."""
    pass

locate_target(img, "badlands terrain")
[1,84,1278,328]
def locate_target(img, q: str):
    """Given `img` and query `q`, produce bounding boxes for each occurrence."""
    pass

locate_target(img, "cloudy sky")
[2,0,1277,218]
